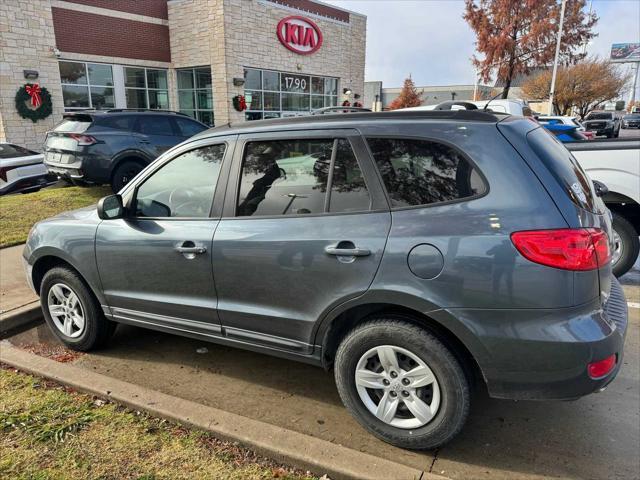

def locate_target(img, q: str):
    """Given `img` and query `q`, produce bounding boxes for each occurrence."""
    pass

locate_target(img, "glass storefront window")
[124,67,169,110]
[244,67,338,120]
[59,60,114,110]
[177,67,214,126]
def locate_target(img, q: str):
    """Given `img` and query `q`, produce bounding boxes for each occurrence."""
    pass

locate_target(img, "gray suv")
[43,110,208,192]
[24,110,628,449]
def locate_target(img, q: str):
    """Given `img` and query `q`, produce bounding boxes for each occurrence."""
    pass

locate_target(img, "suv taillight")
[511,228,610,271]
[68,133,97,146]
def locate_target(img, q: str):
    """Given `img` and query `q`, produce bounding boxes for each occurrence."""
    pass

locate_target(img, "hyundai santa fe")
[23,109,628,449]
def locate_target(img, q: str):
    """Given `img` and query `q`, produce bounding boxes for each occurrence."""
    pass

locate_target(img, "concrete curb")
[0,302,42,337]
[0,344,445,480]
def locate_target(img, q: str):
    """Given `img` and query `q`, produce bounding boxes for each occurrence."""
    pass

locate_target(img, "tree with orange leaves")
[521,58,628,116]
[388,76,422,110]
[464,0,598,99]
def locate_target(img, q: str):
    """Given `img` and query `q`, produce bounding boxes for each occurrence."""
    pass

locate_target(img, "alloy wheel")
[47,283,85,338]
[354,345,441,429]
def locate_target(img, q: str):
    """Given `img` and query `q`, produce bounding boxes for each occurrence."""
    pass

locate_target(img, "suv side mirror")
[97,194,124,220]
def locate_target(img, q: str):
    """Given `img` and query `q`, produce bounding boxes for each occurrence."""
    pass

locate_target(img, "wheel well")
[32,256,79,295]
[321,303,484,386]
[605,195,640,233]
[110,156,147,183]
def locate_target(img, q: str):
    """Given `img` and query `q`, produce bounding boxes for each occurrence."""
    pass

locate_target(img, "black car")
[43,110,208,192]
[582,111,621,138]
[622,114,640,129]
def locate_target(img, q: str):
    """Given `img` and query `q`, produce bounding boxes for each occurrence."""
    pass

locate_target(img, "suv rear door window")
[136,116,175,136]
[366,138,486,207]
[236,138,370,217]
[175,117,207,137]
[95,116,135,131]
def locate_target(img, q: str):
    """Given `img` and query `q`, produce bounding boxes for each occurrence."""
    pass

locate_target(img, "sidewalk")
[0,244,40,334]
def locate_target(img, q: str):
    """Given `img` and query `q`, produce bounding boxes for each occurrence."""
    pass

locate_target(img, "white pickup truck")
[567,139,640,276]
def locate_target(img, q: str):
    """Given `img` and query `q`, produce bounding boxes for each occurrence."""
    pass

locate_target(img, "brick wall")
[52,7,171,62]
[61,0,168,19]
[0,0,64,151]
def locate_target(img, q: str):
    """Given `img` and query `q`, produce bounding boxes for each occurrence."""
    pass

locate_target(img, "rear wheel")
[334,318,470,449]
[40,266,116,351]
[611,212,639,277]
[111,160,144,193]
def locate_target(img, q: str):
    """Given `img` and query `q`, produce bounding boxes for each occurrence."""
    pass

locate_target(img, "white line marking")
[628,302,640,309]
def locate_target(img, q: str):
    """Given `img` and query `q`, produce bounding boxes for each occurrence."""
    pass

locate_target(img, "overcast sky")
[324,0,640,88]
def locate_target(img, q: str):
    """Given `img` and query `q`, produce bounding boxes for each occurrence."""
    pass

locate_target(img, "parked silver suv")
[24,110,628,449]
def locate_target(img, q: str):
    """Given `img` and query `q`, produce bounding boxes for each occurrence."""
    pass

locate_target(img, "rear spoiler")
[62,112,94,122]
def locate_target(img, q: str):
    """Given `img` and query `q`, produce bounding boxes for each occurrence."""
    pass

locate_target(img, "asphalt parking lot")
[7,264,639,479]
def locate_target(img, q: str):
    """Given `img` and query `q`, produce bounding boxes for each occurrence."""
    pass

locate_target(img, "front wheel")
[611,213,639,278]
[40,266,116,351]
[334,318,470,450]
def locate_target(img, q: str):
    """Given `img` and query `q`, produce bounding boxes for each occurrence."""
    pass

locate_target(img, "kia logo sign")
[277,15,323,55]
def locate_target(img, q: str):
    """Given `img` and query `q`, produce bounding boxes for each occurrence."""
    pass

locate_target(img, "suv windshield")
[527,128,599,213]
[623,114,640,119]
[585,112,613,120]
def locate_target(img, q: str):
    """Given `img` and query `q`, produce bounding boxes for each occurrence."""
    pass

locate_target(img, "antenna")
[483,89,506,112]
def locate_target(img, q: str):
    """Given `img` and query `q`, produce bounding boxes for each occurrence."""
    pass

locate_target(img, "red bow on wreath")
[25,84,42,108]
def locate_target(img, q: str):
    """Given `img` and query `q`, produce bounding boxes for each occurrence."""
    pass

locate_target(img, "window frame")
[59,60,115,110]
[364,135,490,211]
[123,66,170,110]
[243,67,339,120]
[123,138,232,221]
[176,66,214,126]
[222,129,388,220]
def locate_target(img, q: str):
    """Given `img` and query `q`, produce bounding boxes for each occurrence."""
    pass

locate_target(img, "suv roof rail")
[103,108,189,116]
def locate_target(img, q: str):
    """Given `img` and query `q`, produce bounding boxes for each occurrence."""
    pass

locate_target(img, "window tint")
[96,116,134,131]
[527,128,598,213]
[367,138,486,207]
[586,112,612,120]
[237,139,333,217]
[136,116,174,136]
[329,139,370,212]
[134,145,225,218]
[175,117,207,137]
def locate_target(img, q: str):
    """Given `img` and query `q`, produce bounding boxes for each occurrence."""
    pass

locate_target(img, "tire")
[111,160,144,193]
[611,213,640,278]
[334,318,470,450]
[40,266,116,351]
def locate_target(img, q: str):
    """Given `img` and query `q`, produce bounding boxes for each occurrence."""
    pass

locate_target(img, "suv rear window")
[366,138,486,207]
[527,128,598,213]
[54,118,92,133]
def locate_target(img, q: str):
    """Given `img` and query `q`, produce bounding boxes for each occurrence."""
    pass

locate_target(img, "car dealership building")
[0,0,366,150]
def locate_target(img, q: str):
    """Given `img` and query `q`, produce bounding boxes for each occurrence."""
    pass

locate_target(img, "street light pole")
[549,0,567,115]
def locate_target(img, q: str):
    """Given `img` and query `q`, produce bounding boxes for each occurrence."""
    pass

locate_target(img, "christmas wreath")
[15,83,53,122]
[232,95,247,112]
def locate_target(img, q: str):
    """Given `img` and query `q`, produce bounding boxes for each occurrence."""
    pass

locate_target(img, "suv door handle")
[176,246,206,254]
[325,243,370,257]
[175,241,206,256]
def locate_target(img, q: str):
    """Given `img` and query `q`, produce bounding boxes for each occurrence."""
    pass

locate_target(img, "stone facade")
[0,0,65,151]
[169,0,366,124]
[0,0,366,149]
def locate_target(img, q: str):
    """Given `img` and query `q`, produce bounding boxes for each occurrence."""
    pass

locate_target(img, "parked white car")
[0,143,55,195]
[568,139,640,276]
[403,99,534,116]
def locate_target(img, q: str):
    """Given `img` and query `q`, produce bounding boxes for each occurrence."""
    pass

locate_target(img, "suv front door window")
[95,142,229,330]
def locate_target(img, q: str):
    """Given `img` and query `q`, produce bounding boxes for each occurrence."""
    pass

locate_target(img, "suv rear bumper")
[455,277,628,401]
